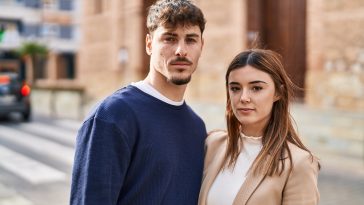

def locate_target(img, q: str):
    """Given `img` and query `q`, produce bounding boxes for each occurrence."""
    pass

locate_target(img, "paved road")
[0,115,80,205]
[0,112,363,205]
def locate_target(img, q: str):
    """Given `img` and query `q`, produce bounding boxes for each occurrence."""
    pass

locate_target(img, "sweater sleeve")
[282,153,320,205]
[70,117,132,205]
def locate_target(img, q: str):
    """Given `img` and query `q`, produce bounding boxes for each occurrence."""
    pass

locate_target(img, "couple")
[70,0,320,204]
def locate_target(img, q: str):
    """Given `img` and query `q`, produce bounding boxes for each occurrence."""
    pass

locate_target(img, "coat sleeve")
[70,117,132,205]
[282,153,320,205]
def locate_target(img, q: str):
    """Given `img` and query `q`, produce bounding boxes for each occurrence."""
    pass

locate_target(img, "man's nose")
[175,41,187,57]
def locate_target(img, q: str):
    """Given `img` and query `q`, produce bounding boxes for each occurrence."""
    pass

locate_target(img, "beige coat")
[198,131,320,205]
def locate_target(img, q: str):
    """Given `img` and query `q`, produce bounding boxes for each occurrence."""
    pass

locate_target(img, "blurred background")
[0,0,363,204]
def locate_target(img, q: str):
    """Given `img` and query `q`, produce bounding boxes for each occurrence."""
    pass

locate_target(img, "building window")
[42,23,59,38]
[23,24,41,37]
[59,25,72,39]
[24,0,41,8]
[57,53,75,79]
[59,0,72,11]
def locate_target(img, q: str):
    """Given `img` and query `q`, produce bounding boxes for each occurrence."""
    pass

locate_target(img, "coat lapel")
[232,172,266,205]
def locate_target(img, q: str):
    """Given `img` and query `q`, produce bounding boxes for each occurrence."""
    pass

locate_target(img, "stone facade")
[78,0,146,103]
[78,0,246,106]
[185,0,246,102]
[78,0,363,112]
[306,0,364,111]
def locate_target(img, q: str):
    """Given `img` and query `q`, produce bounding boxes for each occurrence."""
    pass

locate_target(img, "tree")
[0,25,5,42]
[17,42,48,85]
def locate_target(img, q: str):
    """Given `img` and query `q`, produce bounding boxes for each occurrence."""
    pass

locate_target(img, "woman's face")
[228,65,279,136]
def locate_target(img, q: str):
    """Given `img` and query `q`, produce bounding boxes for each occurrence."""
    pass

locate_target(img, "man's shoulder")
[85,86,140,122]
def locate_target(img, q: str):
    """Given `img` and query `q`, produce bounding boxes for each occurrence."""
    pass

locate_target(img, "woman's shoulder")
[203,130,228,168]
[206,129,228,148]
[287,143,320,171]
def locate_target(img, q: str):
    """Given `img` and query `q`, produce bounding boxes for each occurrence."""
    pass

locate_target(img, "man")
[70,0,207,204]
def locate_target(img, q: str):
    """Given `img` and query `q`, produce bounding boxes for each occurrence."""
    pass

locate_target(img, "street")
[0,114,363,205]
[0,115,79,205]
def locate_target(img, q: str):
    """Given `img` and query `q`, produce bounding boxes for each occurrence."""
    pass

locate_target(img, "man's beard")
[169,75,191,85]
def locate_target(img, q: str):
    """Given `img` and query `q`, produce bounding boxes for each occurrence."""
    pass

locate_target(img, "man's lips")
[170,62,192,66]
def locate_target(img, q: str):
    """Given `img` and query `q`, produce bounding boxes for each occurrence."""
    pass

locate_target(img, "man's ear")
[146,34,152,55]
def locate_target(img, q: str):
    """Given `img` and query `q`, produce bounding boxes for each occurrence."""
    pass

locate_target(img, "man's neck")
[144,75,187,102]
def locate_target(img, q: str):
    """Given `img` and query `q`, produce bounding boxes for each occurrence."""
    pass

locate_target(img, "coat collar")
[199,139,269,205]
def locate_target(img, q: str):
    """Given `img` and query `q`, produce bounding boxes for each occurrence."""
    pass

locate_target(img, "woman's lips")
[237,108,254,114]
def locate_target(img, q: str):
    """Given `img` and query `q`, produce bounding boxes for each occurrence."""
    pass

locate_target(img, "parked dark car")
[0,72,31,121]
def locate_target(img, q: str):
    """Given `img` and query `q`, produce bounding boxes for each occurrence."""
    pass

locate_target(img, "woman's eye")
[229,87,240,92]
[252,86,262,92]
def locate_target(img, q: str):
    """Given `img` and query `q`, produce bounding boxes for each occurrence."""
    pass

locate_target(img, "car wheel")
[22,110,31,122]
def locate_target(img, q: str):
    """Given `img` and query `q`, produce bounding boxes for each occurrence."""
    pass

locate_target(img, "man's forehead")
[154,24,201,35]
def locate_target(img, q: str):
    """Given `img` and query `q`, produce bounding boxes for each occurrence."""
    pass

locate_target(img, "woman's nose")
[240,90,251,103]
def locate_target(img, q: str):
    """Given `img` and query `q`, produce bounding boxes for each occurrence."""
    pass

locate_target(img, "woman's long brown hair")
[224,49,316,176]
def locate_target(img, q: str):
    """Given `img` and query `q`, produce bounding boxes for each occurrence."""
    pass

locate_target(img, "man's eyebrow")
[161,32,200,38]
[186,33,200,38]
[162,32,177,36]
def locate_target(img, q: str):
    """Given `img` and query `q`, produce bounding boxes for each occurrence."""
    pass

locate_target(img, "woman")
[199,49,320,205]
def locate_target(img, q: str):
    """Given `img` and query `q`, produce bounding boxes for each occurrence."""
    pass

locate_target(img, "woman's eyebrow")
[249,80,267,84]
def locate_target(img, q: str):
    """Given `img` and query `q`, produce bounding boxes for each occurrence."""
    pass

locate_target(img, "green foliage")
[0,27,4,42]
[17,42,48,58]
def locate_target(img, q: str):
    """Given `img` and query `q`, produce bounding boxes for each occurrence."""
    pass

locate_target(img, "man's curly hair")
[147,0,206,34]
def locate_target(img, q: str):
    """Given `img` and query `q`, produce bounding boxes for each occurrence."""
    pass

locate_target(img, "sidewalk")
[0,183,32,205]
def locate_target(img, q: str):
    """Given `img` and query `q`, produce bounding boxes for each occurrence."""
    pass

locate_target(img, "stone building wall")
[78,0,130,103]
[78,0,364,112]
[78,0,247,106]
[306,0,364,111]
[186,0,246,103]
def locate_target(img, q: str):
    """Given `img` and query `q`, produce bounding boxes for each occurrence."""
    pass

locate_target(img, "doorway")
[247,0,307,99]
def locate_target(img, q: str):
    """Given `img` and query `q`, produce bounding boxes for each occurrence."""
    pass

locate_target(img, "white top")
[131,81,184,106]
[207,133,263,205]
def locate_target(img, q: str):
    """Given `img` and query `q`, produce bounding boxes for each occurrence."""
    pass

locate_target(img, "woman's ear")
[274,94,281,102]
[146,34,152,55]
[274,85,284,102]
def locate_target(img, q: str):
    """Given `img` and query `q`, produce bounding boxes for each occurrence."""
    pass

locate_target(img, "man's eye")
[164,37,176,42]
[186,38,197,43]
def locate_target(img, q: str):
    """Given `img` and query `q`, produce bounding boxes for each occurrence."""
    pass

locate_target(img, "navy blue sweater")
[70,86,207,205]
